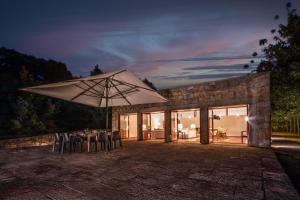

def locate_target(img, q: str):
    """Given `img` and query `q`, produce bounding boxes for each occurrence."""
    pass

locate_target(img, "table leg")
[87,136,90,152]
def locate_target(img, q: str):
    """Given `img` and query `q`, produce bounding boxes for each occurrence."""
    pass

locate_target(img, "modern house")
[112,72,271,147]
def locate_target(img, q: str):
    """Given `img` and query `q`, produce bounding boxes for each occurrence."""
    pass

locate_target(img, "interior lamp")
[178,123,183,131]
[190,124,196,129]
[142,124,147,130]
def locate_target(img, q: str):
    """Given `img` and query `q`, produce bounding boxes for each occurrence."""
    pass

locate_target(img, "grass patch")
[272,132,300,144]
[273,132,300,137]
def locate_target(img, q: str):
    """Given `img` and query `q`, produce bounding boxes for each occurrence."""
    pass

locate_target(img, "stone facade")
[112,72,271,147]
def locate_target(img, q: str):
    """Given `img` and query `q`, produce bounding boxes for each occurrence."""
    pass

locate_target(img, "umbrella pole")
[105,78,109,152]
[105,102,109,152]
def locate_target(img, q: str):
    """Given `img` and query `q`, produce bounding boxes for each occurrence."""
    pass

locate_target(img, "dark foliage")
[143,78,157,90]
[0,47,108,139]
[251,2,300,131]
[90,64,104,76]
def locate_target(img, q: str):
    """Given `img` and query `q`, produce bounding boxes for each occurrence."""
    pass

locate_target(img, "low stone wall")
[0,134,53,149]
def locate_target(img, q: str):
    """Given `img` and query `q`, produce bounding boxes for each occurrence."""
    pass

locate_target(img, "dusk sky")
[1,0,299,89]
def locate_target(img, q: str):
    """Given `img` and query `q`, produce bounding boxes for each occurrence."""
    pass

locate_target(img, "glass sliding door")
[142,112,165,140]
[171,109,200,141]
[142,113,151,140]
[119,114,137,139]
[209,105,249,144]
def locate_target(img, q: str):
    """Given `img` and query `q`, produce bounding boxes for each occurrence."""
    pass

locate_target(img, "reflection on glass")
[142,112,165,140]
[171,109,200,140]
[209,105,248,144]
[120,114,137,139]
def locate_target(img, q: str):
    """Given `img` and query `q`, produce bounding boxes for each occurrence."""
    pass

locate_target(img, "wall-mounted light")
[245,116,249,122]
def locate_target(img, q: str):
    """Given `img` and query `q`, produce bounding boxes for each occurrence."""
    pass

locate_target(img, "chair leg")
[68,142,71,154]
[52,142,55,152]
[95,142,97,152]
[61,142,64,154]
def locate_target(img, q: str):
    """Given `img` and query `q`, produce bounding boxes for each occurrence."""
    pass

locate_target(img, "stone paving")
[0,141,299,200]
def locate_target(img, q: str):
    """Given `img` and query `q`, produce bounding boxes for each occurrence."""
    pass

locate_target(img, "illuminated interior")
[142,112,165,140]
[119,114,137,139]
[209,105,248,144]
[171,109,200,141]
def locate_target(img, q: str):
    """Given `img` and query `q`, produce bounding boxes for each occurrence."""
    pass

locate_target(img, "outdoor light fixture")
[178,123,183,130]
[190,124,196,129]
[245,116,249,122]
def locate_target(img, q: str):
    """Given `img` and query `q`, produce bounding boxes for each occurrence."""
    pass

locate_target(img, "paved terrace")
[0,141,299,200]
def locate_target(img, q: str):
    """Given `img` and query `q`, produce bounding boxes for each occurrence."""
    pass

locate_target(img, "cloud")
[183,63,256,71]
[168,72,251,80]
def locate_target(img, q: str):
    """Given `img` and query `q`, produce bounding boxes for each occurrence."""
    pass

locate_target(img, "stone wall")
[0,134,53,149]
[112,72,271,147]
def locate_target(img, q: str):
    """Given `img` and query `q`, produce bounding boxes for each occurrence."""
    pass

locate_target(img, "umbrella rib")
[97,78,109,107]
[89,80,106,96]
[74,84,101,97]
[111,78,167,101]
[81,81,104,95]
[109,79,132,105]
[109,87,138,99]
[71,79,105,101]
[110,78,156,92]
[82,93,102,98]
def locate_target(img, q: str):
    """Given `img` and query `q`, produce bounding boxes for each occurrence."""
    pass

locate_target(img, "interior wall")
[150,112,165,139]
[119,115,128,138]
[213,116,247,137]
[128,114,137,138]
[171,110,200,139]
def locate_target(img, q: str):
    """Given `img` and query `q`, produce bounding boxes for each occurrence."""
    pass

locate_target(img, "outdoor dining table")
[76,131,113,152]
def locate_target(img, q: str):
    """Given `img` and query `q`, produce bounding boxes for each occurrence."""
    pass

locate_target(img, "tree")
[0,48,108,138]
[252,2,300,132]
[143,78,157,90]
[90,64,103,76]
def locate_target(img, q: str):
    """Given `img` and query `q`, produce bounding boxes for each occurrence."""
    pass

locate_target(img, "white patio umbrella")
[20,69,167,150]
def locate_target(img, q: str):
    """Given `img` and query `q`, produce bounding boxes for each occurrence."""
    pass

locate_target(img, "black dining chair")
[52,133,62,152]
[112,131,122,149]
[72,134,84,153]
[97,132,107,151]
[88,134,98,152]
[98,131,113,151]
[61,132,72,153]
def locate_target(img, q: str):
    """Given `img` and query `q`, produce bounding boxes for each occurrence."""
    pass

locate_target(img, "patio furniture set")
[52,130,122,153]
[210,128,228,141]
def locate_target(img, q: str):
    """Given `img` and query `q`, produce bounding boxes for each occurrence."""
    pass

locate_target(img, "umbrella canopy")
[21,69,167,151]
[20,69,167,107]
